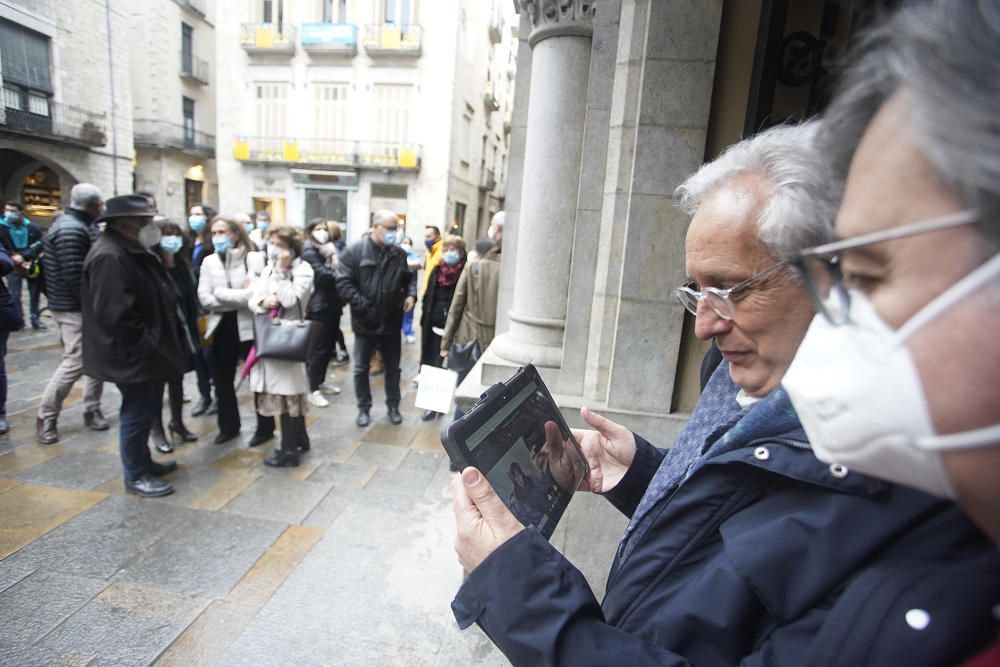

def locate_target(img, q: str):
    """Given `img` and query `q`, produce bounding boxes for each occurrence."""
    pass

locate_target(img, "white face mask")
[266,243,281,263]
[312,229,330,245]
[138,223,162,249]
[784,253,1000,499]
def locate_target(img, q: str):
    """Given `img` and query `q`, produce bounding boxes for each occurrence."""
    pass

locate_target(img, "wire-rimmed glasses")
[673,261,789,321]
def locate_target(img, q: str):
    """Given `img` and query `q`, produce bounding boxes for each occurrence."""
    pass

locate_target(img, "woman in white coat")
[197,217,267,444]
[249,224,314,467]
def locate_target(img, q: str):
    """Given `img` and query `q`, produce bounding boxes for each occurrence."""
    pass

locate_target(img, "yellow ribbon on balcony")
[233,138,250,160]
[398,146,417,168]
[283,139,300,162]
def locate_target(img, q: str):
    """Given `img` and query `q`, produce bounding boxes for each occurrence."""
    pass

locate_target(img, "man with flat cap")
[81,194,189,497]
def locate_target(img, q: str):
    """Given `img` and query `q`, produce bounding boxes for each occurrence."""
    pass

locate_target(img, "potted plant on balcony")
[80,120,106,145]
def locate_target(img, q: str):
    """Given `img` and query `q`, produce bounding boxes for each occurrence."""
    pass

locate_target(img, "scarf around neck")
[437,261,464,288]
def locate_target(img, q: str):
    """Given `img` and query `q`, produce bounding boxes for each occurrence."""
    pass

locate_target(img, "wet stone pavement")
[0,315,626,666]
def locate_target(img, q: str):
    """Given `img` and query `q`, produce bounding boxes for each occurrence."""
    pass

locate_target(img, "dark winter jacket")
[335,236,416,336]
[453,390,1000,666]
[81,229,188,384]
[302,239,343,320]
[40,207,101,312]
[0,219,43,281]
[420,263,461,365]
[0,248,23,332]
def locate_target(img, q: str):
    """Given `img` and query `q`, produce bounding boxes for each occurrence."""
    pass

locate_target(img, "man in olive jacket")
[335,210,416,427]
[81,194,188,497]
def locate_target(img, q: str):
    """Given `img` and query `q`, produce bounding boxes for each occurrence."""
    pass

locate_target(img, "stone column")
[490,0,595,369]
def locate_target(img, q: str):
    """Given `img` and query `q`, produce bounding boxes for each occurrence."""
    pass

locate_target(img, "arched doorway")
[0,147,78,229]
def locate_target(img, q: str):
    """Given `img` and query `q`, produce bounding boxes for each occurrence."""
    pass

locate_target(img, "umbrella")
[235,308,278,391]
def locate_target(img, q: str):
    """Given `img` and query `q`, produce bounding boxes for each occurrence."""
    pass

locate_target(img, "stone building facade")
[0,0,133,226]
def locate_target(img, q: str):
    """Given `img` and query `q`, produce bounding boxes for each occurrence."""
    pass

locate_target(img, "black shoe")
[388,407,403,425]
[169,422,198,443]
[191,396,211,417]
[264,449,300,467]
[214,430,240,445]
[84,409,110,431]
[332,352,350,366]
[31,319,46,330]
[247,430,275,447]
[205,399,219,416]
[421,409,440,422]
[148,460,178,477]
[125,475,174,497]
[154,439,175,454]
[356,410,370,427]
[0,417,8,434]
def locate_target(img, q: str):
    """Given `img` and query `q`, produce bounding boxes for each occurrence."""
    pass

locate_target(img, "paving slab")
[347,441,410,470]
[222,474,333,524]
[0,570,109,647]
[14,450,122,491]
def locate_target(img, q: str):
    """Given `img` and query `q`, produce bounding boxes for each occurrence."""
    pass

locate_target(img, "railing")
[0,86,107,147]
[300,22,357,54]
[177,0,206,16]
[180,51,210,84]
[363,24,422,55]
[134,119,215,156]
[479,167,496,192]
[240,23,297,54]
[233,136,420,170]
[483,83,500,112]
[488,5,503,44]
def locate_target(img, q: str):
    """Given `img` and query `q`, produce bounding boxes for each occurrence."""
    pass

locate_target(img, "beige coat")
[248,259,314,396]
[441,253,501,353]
[197,247,266,342]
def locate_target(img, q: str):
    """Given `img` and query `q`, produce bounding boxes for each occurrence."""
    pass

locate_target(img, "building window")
[372,83,412,146]
[181,22,194,74]
[182,97,195,145]
[379,0,413,26]
[453,201,467,236]
[255,83,289,137]
[260,0,284,28]
[313,83,349,140]
[0,19,53,125]
[322,0,348,22]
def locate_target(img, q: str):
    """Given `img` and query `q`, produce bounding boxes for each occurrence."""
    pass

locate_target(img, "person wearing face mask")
[780,3,1000,663]
[80,195,188,497]
[335,210,416,427]
[0,200,45,330]
[421,225,443,296]
[197,216,268,445]
[419,235,466,420]
[249,210,270,251]
[302,218,344,407]
[187,202,218,418]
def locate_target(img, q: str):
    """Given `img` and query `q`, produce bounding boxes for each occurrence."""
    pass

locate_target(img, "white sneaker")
[405,334,416,344]
[319,382,341,396]
[308,390,330,408]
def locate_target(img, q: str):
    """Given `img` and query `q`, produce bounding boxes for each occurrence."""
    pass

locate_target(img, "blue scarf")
[1,216,29,249]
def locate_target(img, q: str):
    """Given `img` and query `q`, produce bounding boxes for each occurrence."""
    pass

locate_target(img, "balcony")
[301,23,357,57]
[176,0,206,17]
[488,6,503,44]
[363,24,421,57]
[240,23,297,55]
[483,84,500,112]
[133,119,215,158]
[232,137,420,171]
[180,51,210,85]
[479,167,496,192]
[0,87,107,147]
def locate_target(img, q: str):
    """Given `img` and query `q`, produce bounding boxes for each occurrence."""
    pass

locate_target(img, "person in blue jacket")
[449,117,1000,664]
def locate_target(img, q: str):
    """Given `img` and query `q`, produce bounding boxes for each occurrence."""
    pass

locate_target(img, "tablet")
[442,364,589,539]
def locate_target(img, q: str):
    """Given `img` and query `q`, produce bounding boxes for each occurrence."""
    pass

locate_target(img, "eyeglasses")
[791,209,979,325]
[673,261,789,321]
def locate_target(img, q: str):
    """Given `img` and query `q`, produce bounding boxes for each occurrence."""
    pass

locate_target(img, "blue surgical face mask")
[159,235,184,255]
[212,236,232,254]
[258,221,269,233]
[383,229,399,246]
[188,215,206,233]
[424,238,435,250]
[245,223,255,234]
[442,249,461,266]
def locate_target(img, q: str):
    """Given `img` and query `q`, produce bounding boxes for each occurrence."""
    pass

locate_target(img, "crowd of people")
[449,1,1000,665]
[0,184,504,497]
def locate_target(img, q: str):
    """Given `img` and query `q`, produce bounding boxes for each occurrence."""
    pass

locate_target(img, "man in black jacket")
[35,184,108,444]
[335,210,416,426]
[82,194,188,497]
[0,200,44,329]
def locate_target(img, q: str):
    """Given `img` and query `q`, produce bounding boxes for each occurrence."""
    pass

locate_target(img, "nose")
[693,301,734,340]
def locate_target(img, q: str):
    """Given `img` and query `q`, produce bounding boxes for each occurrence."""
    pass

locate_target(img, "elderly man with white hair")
[447,120,996,665]
[335,210,417,427]
[37,183,109,444]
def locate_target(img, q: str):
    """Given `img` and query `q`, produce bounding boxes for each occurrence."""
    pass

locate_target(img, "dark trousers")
[333,310,347,356]
[210,312,251,435]
[7,274,41,323]
[420,330,444,369]
[0,330,8,417]
[117,379,163,482]
[151,375,185,440]
[306,318,338,391]
[353,330,401,411]
[194,347,213,400]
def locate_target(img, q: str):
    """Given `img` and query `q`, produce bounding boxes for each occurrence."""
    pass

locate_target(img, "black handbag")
[447,339,481,382]
[253,300,322,363]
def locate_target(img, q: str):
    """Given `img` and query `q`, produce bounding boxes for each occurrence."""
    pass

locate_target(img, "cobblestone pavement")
[0,314,626,666]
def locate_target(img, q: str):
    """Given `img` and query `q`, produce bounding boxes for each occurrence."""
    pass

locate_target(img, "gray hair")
[819,0,1000,247]
[70,183,102,210]
[674,120,837,259]
[371,209,397,227]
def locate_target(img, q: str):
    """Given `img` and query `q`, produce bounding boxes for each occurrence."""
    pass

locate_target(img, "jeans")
[353,330,402,411]
[116,379,163,482]
[7,274,41,324]
[402,310,414,337]
[38,311,104,419]
[194,346,213,401]
[0,330,8,418]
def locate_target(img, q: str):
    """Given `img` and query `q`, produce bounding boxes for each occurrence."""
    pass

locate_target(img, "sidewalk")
[0,317,626,665]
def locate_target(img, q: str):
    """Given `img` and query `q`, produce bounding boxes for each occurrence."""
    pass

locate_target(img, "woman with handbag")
[420,235,467,421]
[302,218,343,408]
[440,235,502,382]
[248,224,314,467]
[148,219,199,453]
[197,216,267,445]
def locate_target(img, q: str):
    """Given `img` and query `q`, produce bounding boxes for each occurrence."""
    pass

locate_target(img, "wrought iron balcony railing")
[232,137,420,170]
[363,24,422,56]
[240,23,297,55]
[0,87,107,147]
[134,119,215,157]
[180,51,210,85]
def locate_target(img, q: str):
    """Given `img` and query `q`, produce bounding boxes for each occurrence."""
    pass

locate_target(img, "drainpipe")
[105,0,119,195]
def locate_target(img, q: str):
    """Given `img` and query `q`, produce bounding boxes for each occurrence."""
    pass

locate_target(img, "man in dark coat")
[335,210,416,427]
[0,200,44,329]
[81,194,188,497]
[35,184,109,444]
